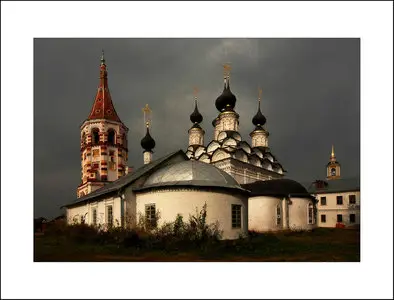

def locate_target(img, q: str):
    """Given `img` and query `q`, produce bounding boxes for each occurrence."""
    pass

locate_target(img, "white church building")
[63,53,319,238]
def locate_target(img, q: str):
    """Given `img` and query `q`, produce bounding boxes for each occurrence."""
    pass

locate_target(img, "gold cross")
[223,63,232,78]
[258,87,263,102]
[193,87,199,98]
[142,104,151,114]
[142,104,152,128]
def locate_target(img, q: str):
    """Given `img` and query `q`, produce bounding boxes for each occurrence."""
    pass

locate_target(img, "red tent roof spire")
[87,51,122,122]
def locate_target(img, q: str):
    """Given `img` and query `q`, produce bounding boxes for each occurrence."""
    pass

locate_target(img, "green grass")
[34,227,360,262]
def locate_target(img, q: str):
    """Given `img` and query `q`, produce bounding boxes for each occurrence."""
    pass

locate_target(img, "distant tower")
[188,87,205,153]
[141,104,156,164]
[213,63,240,140]
[250,87,269,148]
[326,145,341,180]
[77,51,129,198]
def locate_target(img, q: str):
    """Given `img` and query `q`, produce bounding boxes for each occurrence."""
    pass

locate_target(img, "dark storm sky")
[34,38,360,219]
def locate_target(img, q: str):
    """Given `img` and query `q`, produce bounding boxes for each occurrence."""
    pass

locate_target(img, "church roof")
[87,51,122,123]
[242,179,314,198]
[189,135,285,174]
[306,177,360,194]
[62,150,188,208]
[137,160,247,193]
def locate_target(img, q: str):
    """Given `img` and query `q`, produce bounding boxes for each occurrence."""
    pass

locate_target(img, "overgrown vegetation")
[36,205,360,262]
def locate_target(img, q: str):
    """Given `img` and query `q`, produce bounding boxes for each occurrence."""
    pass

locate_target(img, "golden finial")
[193,87,199,99]
[142,104,152,129]
[331,144,335,157]
[223,63,232,78]
[100,49,105,64]
[258,87,263,103]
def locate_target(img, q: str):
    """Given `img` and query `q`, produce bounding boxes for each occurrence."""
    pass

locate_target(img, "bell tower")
[77,51,129,198]
[326,145,341,180]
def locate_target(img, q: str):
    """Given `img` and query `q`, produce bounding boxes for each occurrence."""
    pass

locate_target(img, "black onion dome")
[190,100,203,124]
[141,127,156,151]
[252,103,266,127]
[215,80,237,112]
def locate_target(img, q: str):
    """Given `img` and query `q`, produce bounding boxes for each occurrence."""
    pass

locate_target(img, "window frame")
[349,195,356,205]
[231,204,242,229]
[106,205,113,227]
[276,204,281,226]
[307,203,314,224]
[336,195,343,205]
[320,196,327,206]
[92,208,97,226]
[320,214,326,223]
[107,129,116,146]
[92,128,100,145]
[145,204,157,229]
[337,214,343,223]
[349,214,356,223]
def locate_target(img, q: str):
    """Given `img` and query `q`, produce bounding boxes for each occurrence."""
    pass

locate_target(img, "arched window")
[331,168,336,176]
[108,129,116,145]
[92,128,100,145]
[276,204,281,225]
[308,203,314,224]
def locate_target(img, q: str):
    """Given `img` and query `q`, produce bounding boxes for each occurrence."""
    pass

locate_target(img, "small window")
[231,204,242,229]
[320,197,327,206]
[92,128,100,145]
[331,168,336,176]
[80,215,85,224]
[336,196,343,205]
[337,214,343,223]
[308,203,314,224]
[107,206,113,227]
[321,214,326,223]
[109,150,115,162]
[93,149,100,157]
[145,204,157,228]
[276,205,281,225]
[349,195,356,204]
[92,208,97,226]
[349,214,356,223]
[108,129,116,145]
[109,162,116,171]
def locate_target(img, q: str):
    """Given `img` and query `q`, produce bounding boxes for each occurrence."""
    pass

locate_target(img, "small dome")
[140,127,156,151]
[190,100,203,124]
[143,160,245,191]
[252,105,266,127]
[242,179,311,197]
[215,80,237,112]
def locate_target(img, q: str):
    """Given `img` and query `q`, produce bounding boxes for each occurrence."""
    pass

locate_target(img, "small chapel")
[63,52,317,238]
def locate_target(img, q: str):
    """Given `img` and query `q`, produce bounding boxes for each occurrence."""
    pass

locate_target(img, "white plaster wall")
[315,191,360,227]
[317,210,360,228]
[288,197,316,231]
[248,196,282,232]
[136,189,248,240]
[67,196,122,228]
